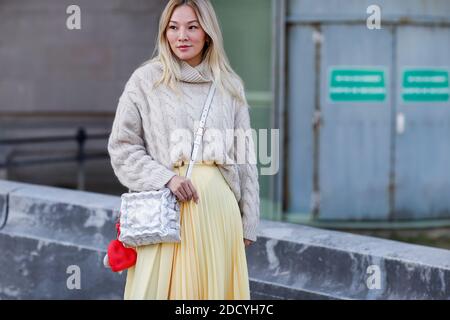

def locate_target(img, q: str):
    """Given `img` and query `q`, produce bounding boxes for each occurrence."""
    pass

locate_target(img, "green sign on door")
[402,69,449,102]
[329,68,386,102]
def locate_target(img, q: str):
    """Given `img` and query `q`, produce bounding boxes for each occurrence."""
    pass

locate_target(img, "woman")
[108,0,260,299]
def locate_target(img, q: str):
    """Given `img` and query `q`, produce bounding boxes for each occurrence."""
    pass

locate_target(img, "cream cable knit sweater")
[107,58,260,242]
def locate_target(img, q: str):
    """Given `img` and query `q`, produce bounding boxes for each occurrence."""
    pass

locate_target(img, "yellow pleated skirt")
[123,161,251,300]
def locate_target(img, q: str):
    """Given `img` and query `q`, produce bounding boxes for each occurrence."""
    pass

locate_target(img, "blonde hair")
[142,0,246,105]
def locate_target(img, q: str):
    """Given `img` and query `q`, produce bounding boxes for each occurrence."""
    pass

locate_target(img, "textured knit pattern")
[107,58,260,242]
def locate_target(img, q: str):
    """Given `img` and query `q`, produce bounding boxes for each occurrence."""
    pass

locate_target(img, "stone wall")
[1,180,449,299]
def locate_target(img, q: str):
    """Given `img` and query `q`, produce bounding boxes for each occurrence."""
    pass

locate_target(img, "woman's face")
[166,5,207,67]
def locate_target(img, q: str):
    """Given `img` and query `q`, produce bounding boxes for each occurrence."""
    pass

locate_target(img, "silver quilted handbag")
[118,82,216,247]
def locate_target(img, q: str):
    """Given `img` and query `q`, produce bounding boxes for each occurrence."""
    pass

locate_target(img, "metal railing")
[0,127,109,190]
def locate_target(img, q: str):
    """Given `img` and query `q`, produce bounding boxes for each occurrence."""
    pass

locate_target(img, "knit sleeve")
[107,75,176,192]
[234,85,261,242]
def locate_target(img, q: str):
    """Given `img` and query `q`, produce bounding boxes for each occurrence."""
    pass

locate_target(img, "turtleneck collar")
[178,58,212,83]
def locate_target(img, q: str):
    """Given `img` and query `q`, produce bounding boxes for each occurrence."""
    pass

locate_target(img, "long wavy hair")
[142,0,246,105]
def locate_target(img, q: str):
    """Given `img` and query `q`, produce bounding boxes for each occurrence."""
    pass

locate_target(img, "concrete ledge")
[0,180,124,299]
[0,232,125,299]
[0,180,120,249]
[249,221,450,299]
[1,180,449,299]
